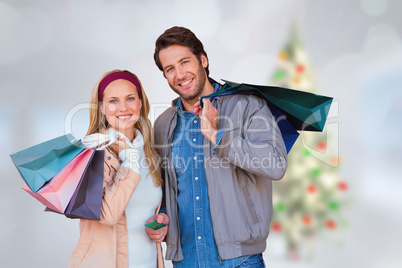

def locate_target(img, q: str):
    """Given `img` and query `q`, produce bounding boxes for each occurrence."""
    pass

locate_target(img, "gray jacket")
[153,93,287,261]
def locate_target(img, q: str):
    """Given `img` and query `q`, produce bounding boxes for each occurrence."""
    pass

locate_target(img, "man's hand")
[194,98,218,144]
[145,213,169,243]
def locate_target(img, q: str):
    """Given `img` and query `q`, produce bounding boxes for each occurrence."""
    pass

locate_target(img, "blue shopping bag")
[10,134,85,193]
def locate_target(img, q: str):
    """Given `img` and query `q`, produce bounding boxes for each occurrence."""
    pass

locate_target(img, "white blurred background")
[1,0,401,267]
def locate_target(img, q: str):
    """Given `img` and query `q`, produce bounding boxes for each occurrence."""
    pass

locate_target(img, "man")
[146,26,287,267]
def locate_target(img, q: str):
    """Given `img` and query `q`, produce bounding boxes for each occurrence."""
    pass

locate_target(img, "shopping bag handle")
[81,133,117,150]
[81,129,138,150]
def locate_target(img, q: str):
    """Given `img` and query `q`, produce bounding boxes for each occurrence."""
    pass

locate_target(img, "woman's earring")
[135,117,141,129]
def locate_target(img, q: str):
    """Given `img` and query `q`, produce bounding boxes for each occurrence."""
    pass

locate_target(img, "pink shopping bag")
[22,148,94,213]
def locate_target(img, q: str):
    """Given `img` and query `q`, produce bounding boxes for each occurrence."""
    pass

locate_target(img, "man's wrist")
[210,129,218,145]
[211,129,225,154]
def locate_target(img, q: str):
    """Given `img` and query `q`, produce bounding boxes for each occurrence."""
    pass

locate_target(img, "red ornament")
[272,222,281,232]
[317,141,326,151]
[326,219,336,229]
[307,185,316,194]
[302,215,312,225]
[296,64,305,73]
[338,182,348,191]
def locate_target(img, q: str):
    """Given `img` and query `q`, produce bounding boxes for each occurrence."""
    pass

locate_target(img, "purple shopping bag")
[64,150,104,220]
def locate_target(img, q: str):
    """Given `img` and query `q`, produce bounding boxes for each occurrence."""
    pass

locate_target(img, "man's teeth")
[180,79,192,86]
[118,115,131,119]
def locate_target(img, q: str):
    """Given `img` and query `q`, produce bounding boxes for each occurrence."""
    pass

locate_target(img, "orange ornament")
[331,156,340,165]
[279,51,287,60]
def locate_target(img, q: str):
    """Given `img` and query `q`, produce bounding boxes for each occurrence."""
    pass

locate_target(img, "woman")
[68,70,164,267]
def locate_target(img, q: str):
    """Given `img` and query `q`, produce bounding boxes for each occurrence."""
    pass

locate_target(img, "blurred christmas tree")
[270,24,348,260]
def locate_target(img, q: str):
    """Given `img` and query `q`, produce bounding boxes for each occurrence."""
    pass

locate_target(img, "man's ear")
[201,54,208,69]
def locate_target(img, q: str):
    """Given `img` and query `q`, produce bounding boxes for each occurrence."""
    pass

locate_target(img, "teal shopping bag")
[202,80,332,131]
[200,80,333,153]
[234,82,333,131]
[10,134,85,193]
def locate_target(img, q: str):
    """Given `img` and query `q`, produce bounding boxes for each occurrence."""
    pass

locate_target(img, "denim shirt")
[171,79,248,267]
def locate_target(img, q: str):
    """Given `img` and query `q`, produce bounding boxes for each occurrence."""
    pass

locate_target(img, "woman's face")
[101,79,142,138]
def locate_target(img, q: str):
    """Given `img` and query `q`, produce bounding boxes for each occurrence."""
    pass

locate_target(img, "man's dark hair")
[154,26,209,76]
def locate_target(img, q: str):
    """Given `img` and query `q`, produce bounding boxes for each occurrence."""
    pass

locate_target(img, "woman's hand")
[111,135,131,154]
[145,213,169,243]
[116,135,142,174]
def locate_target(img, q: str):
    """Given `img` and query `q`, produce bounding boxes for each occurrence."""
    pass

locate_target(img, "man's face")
[158,44,208,104]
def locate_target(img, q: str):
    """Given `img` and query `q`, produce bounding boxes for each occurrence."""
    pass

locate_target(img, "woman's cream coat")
[68,147,164,267]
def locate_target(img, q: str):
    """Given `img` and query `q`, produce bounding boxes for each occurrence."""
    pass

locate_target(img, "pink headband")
[98,71,142,101]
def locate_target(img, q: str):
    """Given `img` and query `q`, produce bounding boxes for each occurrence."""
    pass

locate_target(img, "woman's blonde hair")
[86,69,162,186]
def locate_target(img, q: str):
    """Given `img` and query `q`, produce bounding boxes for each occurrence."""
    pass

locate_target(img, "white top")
[83,129,162,267]
[123,131,162,268]
[126,163,162,267]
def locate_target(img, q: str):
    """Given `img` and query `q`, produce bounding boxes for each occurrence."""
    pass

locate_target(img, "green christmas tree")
[270,25,348,260]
